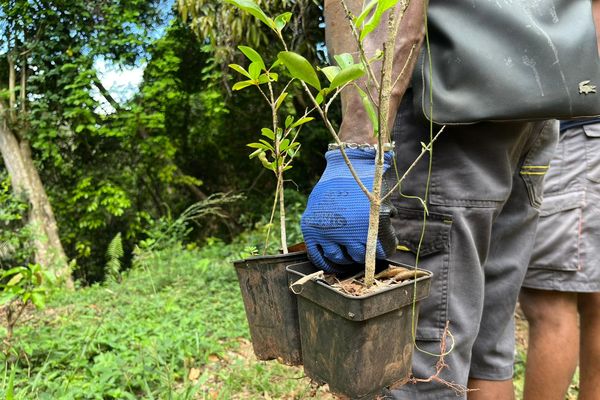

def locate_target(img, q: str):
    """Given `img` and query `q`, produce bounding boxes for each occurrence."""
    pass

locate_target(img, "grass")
[0,234,332,399]
[0,227,580,399]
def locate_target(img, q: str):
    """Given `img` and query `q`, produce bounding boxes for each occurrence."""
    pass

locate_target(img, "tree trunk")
[0,121,73,288]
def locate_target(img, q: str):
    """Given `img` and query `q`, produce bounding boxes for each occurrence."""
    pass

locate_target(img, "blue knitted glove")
[301,148,398,273]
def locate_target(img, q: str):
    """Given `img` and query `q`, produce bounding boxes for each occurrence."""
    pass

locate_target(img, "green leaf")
[232,80,256,91]
[278,51,321,90]
[355,0,378,28]
[238,46,265,71]
[334,53,355,69]
[274,92,288,111]
[274,12,292,31]
[270,59,283,69]
[330,64,365,90]
[258,73,277,84]
[356,87,379,136]
[1,266,27,280]
[247,142,269,150]
[285,115,294,128]
[319,66,341,82]
[315,91,325,105]
[249,148,264,159]
[226,0,276,30]
[290,117,314,128]
[6,364,15,400]
[258,139,275,151]
[261,128,275,140]
[6,273,23,287]
[280,139,290,151]
[228,63,251,78]
[361,0,400,41]
[258,152,275,171]
[248,62,262,80]
[31,292,46,309]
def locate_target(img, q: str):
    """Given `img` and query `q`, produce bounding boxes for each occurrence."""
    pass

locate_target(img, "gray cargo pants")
[386,92,558,399]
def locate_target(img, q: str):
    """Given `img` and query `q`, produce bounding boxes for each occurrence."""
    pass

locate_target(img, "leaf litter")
[324,265,430,296]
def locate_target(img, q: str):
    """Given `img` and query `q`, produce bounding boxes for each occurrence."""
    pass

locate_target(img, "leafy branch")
[228,0,433,287]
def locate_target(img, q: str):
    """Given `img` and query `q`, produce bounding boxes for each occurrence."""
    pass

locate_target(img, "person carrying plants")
[518,118,600,400]
[301,0,600,398]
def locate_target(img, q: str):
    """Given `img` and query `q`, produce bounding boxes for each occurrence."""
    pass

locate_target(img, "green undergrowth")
[0,223,328,399]
[1,216,578,399]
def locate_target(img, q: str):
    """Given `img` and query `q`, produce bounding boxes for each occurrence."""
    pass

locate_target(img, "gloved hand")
[301,148,398,273]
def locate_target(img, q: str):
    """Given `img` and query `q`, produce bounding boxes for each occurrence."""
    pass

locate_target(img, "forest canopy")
[0,0,331,284]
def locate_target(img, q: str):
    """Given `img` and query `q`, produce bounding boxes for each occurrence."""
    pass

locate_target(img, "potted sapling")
[228,1,317,366]
[230,0,437,398]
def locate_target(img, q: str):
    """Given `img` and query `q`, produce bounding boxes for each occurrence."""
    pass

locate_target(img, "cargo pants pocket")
[529,191,584,272]
[390,207,453,341]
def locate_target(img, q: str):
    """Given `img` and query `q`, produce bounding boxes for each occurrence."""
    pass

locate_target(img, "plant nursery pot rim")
[287,261,432,321]
[233,250,307,268]
[287,261,432,300]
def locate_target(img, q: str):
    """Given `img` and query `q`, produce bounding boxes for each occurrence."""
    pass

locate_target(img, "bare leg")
[519,288,579,400]
[467,379,515,400]
[577,291,600,400]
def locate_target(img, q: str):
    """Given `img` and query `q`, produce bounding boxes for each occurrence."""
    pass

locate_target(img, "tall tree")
[0,0,163,286]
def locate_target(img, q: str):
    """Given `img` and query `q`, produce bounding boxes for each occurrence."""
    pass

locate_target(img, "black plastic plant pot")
[233,251,308,365]
[286,261,432,400]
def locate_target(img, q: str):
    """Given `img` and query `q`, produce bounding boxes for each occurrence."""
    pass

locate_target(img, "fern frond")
[105,233,124,283]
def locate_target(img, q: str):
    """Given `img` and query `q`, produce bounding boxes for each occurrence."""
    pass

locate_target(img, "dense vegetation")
[0,0,331,283]
[0,1,331,395]
[1,226,335,399]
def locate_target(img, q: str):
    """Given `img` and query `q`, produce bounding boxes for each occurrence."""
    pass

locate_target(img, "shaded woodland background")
[0,0,335,284]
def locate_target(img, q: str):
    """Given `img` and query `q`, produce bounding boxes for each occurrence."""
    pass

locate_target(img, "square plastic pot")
[287,261,432,399]
[233,251,308,365]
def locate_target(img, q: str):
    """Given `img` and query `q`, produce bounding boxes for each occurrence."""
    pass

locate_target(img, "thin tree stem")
[268,80,289,253]
[363,158,383,287]
[300,81,374,201]
[364,2,400,287]
[263,179,280,256]
[339,0,380,92]
[278,177,288,253]
[382,125,445,202]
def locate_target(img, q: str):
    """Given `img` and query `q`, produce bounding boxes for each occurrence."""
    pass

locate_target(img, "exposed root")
[408,321,475,396]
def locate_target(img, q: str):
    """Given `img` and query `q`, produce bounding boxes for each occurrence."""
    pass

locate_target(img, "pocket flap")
[392,208,452,257]
[529,191,583,272]
[539,191,585,216]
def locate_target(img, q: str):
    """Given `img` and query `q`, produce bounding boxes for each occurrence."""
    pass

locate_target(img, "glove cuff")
[325,148,395,166]
[328,142,395,152]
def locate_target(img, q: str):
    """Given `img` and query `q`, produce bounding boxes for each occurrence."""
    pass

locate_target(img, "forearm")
[324,0,427,144]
